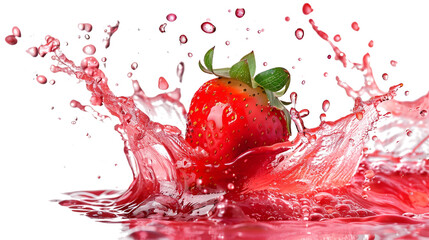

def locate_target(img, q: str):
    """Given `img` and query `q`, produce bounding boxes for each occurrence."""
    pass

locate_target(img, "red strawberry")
[180,48,292,193]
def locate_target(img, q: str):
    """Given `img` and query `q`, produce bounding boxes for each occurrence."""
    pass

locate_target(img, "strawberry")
[180,47,292,193]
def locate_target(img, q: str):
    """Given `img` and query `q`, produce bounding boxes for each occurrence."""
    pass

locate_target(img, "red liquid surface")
[8,3,429,239]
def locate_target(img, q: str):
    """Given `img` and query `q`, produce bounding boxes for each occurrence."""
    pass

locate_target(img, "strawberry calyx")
[199,47,293,134]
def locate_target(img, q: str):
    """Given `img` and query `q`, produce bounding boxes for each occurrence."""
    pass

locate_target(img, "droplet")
[131,62,138,70]
[49,79,56,85]
[83,44,96,55]
[351,22,360,31]
[285,16,290,22]
[127,72,132,78]
[12,26,21,37]
[201,22,216,34]
[225,41,230,46]
[406,129,413,137]
[263,62,268,66]
[36,75,48,84]
[333,34,341,42]
[5,35,17,45]
[420,110,427,117]
[323,72,328,77]
[84,34,90,40]
[299,109,310,118]
[166,13,177,22]
[188,52,193,57]
[368,40,374,48]
[290,92,297,105]
[295,28,304,40]
[322,100,330,112]
[364,170,375,179]
[158,76,169,90]
[302,3,313,15]
[319,113,326,122]
[101,57,107,62]
[390,60,397,67]
[327,55,331,59]
[78,23,93,32]
[298,58,302,61]
[382,73,389,80]
[176,62,185,83]
[405,91,409,96]
[301,80,306,85]
[179,34,188,44]
[235,8,245,18]
[26,47,38,57]
[159,23,167,33]
[227,183,235,190]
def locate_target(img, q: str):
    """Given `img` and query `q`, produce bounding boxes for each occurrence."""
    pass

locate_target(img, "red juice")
[2,1,429,239]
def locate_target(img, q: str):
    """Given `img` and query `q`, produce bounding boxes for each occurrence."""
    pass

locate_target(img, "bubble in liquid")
[131,62,138,70]
[26,47,38,57]
[201,22,216,34]
[83,44,96,55]
[5,35,17,45]
[285,16,290,22]
[364,170,375,179]
[179,35,188,44]
[159,23,167,33]
[302,3,313,15]
[322,100,330,112]
[12,26,21,37]
[368,40,374,48]
[333,34,341,42]
[235,8,245,18]
[351,22,360,31]
[382,73,389,80]
[158,77,169,90]
[166,13,177,22]
[390,60,398,67]
[36,75,48,84]
[227,183,235,190]
[295,28,304,40]
[420,110,427,117]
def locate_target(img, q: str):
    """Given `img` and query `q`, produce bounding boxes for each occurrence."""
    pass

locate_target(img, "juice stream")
[14,8,429,240]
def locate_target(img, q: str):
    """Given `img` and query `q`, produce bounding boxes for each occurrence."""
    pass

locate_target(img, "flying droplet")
[290,92,297,105]
[351,22,360,31]
[302,3,313,15]
[26,47,38,57]
[368,40,374,48]
[390,60,397,67]
[235,8,245,18]
[158,77,169,90]
[12,26,21,37]
[333,34,341,42]
[323,72,328,77]
[5,35,17,45]
[201,22,216,34]
[295,28,304,40]
[159,23,167,33]
[405,91,409,96]
[36,75,48,84]
[322,100,330,112]
[131,62,138,70]
[166,13,177,22]
[225,41,230,46]
[83,44,96,55]
[382,73,389,81]
[285,16,290,22]
[406,129,413,137]
[179,35,188,44]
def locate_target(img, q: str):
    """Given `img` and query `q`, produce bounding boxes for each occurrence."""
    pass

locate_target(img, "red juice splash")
[7,3,429,239]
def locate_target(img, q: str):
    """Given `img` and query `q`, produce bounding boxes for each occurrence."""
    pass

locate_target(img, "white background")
[1,0,428,239]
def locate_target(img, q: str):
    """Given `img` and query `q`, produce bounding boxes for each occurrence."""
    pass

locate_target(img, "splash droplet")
[356,111,363,120]
[78,23,93,32]
[131,62,138,70]
[179,35,188,44]
[5,35,17,45]
[201,22,216,34]
[323,72,328,77]
[351,22,360,31]
[406,129,413,137]
[333,34,341,42]
[295,28,304,40]
[26,47,38,57]
[390,60,397,67]
[285,16,290,22]
[225,41,230,46]
[188,52,193,58]
[405,91,410,96]
[322,100,330,112]
[158,77,169,90]
[159,23,167,33]
[82,44,96,55]
[301,80,306,85]
[368,40,374,48]
[382,73,389,81]
[127,72,132,78]
[290,92,297,105]
[319,113,326,122]
[263,62,268,66]
[302,3,313,15]
[12,26,21,37]
[235,8,245,18]
[36,75,48,84]
[166,13,177,22]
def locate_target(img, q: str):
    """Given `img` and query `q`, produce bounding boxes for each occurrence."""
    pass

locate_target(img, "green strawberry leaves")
[199,47,293,134]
